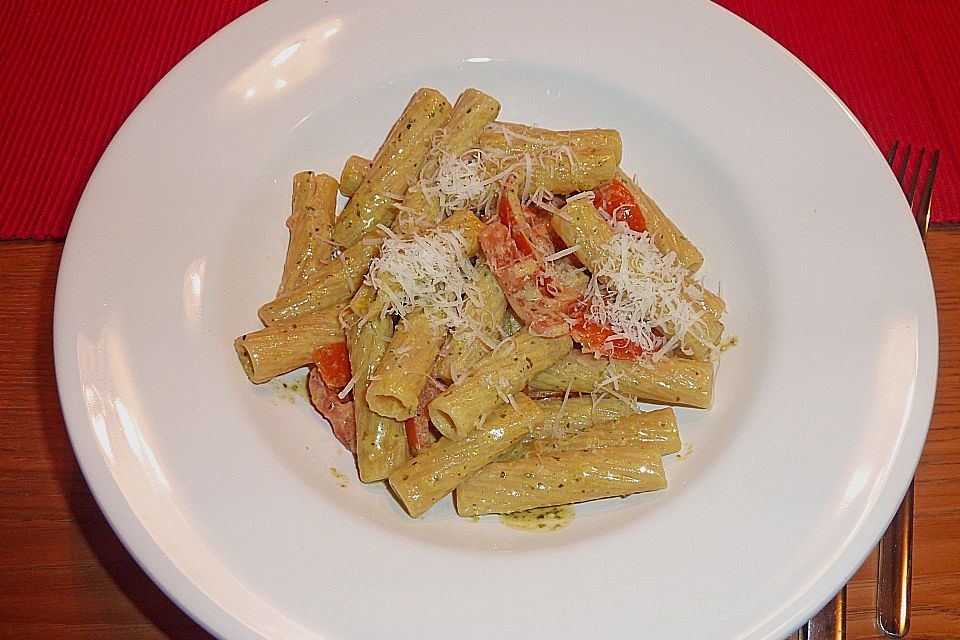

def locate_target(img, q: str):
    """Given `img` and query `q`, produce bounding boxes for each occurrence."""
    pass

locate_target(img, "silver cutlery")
[876,141,939,637]
[794,140,939,640]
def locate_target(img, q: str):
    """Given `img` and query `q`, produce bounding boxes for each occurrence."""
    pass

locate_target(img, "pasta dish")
[234,88,728,519]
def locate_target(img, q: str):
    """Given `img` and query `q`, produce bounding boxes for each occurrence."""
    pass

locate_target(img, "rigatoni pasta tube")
[396,89,500,233]
[434,261,507,382]
[529,350,714,408]
[437,209,484,255]
[481,123,623,164]
[234,305,346,384]
[347,303,409,482]
[339,155,372,198]
[479,124,622,194]
[332,88,452,247]
[278,172,338,295]
[529,409,680,456]
[616,169,703,273]
[534,396,641,439]
[553,198,723,361]
[438,89,502,159]
[428,329,573,440]
[501,397,673,460]
[258,233,380,325]
[533,152,619,195]
[499,396,641,461]
[388,394,540,517]
[370,209,485,308]
[366,310,444,421]
[455,445,666,516]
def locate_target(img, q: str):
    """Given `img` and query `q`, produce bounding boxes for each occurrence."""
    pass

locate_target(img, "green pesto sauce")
[675,441,695,460]
[271,373,310,403]
[720,335,739,353]
[329,467,349,488]
[500,505,575,532]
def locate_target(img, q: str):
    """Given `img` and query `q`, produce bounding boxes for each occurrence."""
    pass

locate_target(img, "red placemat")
[0,0,267,241]
[0,0,957,240]
[715,0,958,223]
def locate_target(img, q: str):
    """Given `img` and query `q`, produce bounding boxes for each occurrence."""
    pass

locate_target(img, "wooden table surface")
[1,235,958,639]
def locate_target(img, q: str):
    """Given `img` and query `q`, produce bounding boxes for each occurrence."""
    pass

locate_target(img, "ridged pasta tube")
[278,172,339,295]
[616,169,703,273]
[529,409,680,456]
[433,261,507,382]
[332,88,452,247]
[481,123,623,164]
[234,305,345,383]
[258,234,380,325]
[554,198,724,360]
[529,350,714,409]
[428,329,573,440]
[396,88,501,233]
[347,300,409,482]
[388,394,540,517]
[534,396,641,439]
[365,310,444,421]
[338,155,372,198]
[455,445,666,516]
[479,123,622,195]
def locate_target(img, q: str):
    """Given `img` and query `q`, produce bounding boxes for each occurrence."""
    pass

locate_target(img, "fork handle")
[802,587,846,640]
[877,480,914,637]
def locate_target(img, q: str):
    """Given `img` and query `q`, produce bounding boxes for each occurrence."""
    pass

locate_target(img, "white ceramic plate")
[54,1,937,638]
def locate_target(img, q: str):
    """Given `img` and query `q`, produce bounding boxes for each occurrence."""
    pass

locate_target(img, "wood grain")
[0,233,958,639]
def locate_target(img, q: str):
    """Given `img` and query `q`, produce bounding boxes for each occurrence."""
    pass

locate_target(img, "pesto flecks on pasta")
[234,88,731,521]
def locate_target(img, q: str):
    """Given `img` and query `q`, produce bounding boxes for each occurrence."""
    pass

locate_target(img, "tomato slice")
[497,190,555,260]
[592,179,647,233]
[570,314,646,360]
[312,342,352,392]
[480,222,580,337]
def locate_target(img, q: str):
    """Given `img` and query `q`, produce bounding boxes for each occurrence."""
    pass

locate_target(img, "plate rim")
[52,1,939,638]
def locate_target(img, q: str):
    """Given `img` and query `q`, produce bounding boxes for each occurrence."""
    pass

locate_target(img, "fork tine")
[896,144,912,186]
[915,149,940,242]
[905,147,926,208]
[886,139,900,167]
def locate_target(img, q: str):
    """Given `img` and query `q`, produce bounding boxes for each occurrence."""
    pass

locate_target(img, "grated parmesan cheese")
[365,226,484,331]
[582,223,709,359]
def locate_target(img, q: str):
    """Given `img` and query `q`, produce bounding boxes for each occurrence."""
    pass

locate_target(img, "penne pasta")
[528,349,714,409]
[437,209,484,255]
[258,233,380,325]
[332,88,452,247]
[501,397,676,460]
[278,172,339,295]
[339,155,372,198]
[388,394,540,517]
[436,90,503,159]
[428,329,573,440]
[234,305,346,384]
[455,444,666,516]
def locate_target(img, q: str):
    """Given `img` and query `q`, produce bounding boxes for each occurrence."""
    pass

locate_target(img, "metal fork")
[793,142,939,640]
[875,140,939,637]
